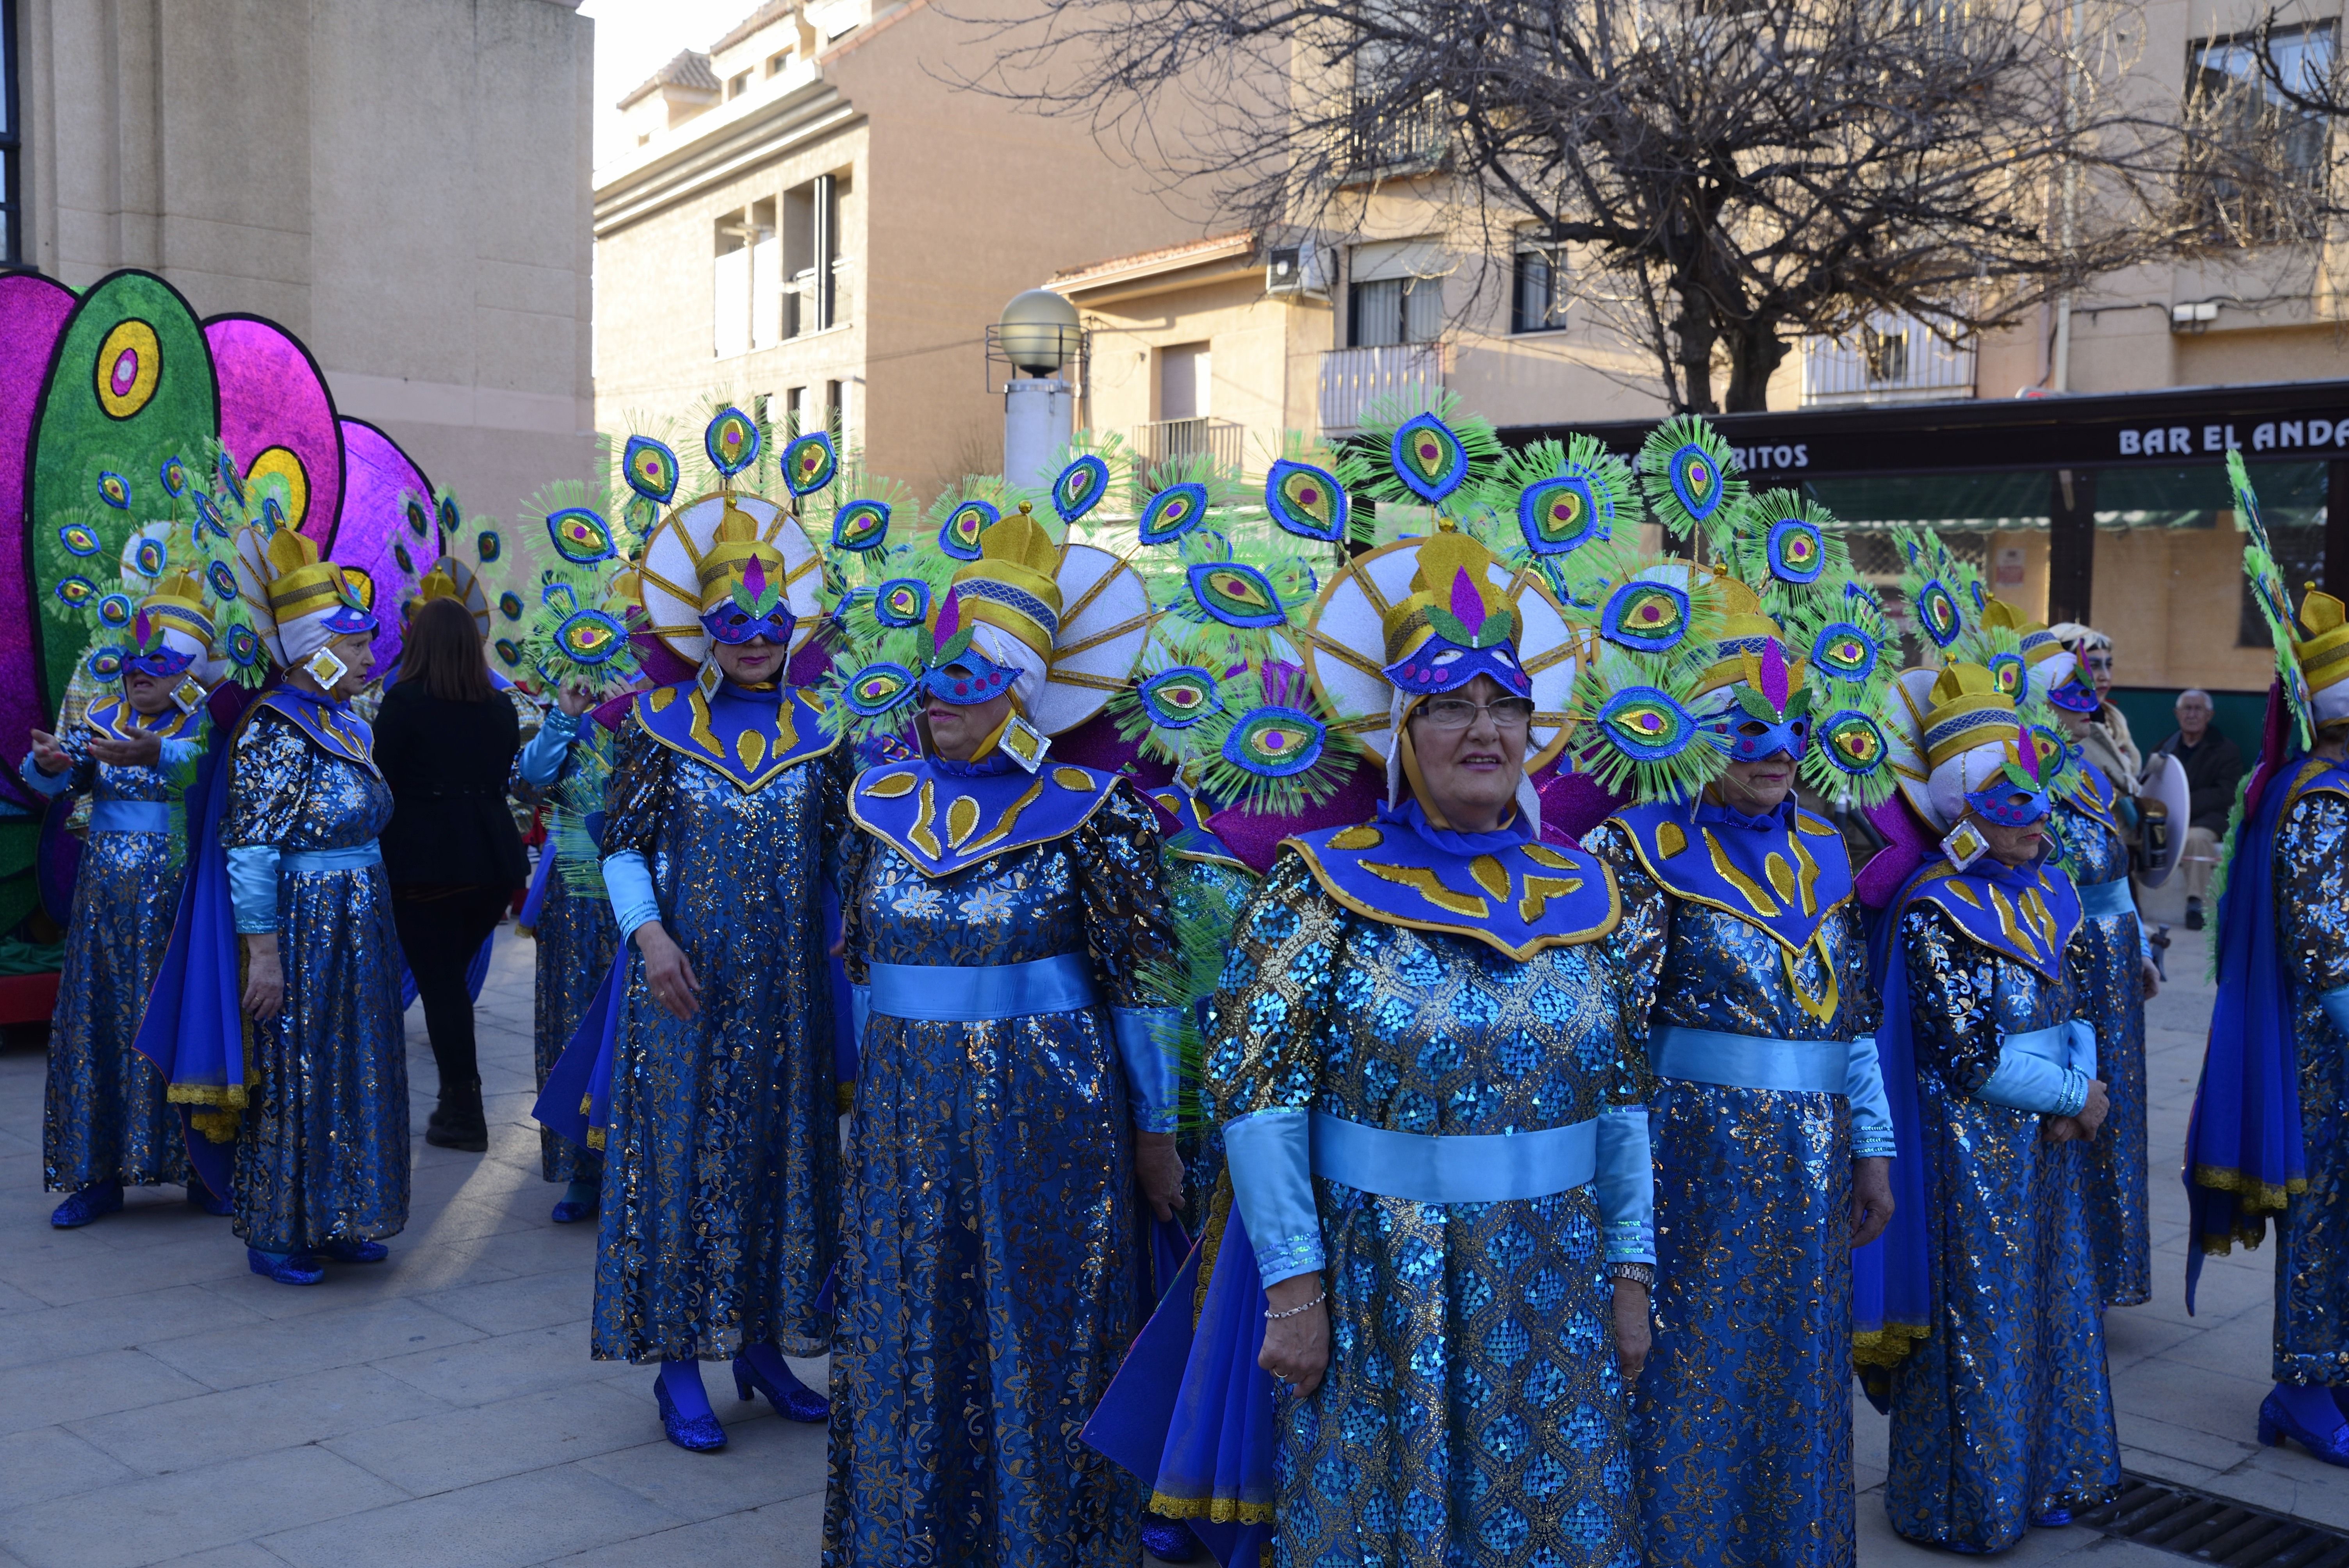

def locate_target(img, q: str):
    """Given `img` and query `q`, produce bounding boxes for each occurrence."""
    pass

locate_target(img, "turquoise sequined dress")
[1884,883,2120,1551]
[590,687,846,1364]
[1586,804,1882,1568]
[2272,785,2349,1386]
[222,699,408,1253]
[34,705,207,1191]
[1207,841,1650,1567]
[822,759,1175,1567]
[2046,783,2151,1307]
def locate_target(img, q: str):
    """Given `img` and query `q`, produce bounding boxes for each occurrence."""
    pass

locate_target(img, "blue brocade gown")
[1208,853,1648,1568]
[39,713,206,1192]
[1585,814,1877,1568]
[520,725,614,1187]
[222,704,408,1253]
[2045,788,2151,1307]
[822,778,1173,1567]
[1884,902,2120,1550]
[2272,787,2349,1387]
[589,709,845,1363]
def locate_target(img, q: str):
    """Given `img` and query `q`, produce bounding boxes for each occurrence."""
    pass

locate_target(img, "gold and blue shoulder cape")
[85,696,207,746]
[248,686,377,772]
[1608,798,1853,950]
[630,678,836,790]
[848,755,1125,877]
[1282,801,1619,960]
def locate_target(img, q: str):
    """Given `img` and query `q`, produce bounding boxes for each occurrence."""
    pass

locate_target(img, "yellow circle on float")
[95,320,161,419]
[246,445,310,529]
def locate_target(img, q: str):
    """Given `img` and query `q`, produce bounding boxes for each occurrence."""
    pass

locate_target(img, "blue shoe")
[185,1180,232,1217]
[733,1352,829,1422]
[1141,1513,1200,1561]
[2033,1509,2072,1527]
[550,1180,599,1224]
[654,1376,726,1452]
[50,1181,123,1228]
[2260,1387,2349,1467]
[246,1247,325,1286]
[319,1239,388,1264]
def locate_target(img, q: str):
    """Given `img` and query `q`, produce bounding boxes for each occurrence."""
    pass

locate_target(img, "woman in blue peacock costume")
[1856,629,2121,1550]
[820,478,1185,1565]
[220,523,411,1286]
[1999,602,2155,1310]
[2183,453,2349,1466]
[556,415,850,1452]
[27,544,229,1227]
[1570,419,1899,1568]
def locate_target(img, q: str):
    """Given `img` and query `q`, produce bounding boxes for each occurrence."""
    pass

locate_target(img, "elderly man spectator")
[2147,688,2244,930]
[2051,622,2142,789]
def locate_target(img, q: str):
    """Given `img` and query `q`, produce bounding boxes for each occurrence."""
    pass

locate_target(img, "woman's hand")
[1258,1273,1330,1397]
[87,731,162,768]
[2075,1078,2110,1139]
[1613,1280,1652,1380]
[2140,957,2162,1000]
[1134,1130,1184,1222]
[1849,1156,1895,1250]
[634,923,700,1021]
[24,729,70,777]
[242,934,284,1023]
[554,684,597,718]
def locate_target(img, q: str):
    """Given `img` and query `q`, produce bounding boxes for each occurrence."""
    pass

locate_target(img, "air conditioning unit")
[1267,241,1328,298]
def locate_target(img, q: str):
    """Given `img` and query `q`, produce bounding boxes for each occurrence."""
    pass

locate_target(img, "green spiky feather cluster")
[2228,449,2317,753]
[1332,389,1505,513]
[1725,492,1853,618]
[1637,414,1748,552]
[1462,434,1638,612]
[1562,549,1729,802]
[547,730,613,902]
[510,472,643,696]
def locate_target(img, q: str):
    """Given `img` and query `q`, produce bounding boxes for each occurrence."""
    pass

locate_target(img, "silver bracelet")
[1265,1289,1328,1320]
[1607,1262,1656,1289]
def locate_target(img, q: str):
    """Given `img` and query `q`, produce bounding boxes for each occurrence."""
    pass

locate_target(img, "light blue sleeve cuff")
[1978,1037,2089,1118]
[1111,1005,1182,1133]
[1846,1035,1897,1160]
[2066,1019,2099,1079]
[851,983,870,1054]
[601,849,661,940]
[157,736,203,772]
[515,711,579,789]
[226,845,281,934]
[1594,1105,1656,1266]
[1223,1106,1322,1285]
[2320,984,2349,1039]
[18,750,73,798]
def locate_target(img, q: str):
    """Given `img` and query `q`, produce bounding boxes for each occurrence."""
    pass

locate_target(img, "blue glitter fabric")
[1584,814,1877,1568]
[1883,900,2120,1552]
[2272,786,2349,1386]
[222,706,408,1253]
[590,705,845,1363]
[516,727,612,1187]
[2045,791,2150,1307]
[41,725,204,1190]
[822,778,1175,1567]
[1204,852,1646,1567]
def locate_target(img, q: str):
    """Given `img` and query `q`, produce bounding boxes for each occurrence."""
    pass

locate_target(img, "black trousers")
[391,884,512,1093]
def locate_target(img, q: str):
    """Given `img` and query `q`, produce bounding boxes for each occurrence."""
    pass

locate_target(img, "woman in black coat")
[374,596,531,1152]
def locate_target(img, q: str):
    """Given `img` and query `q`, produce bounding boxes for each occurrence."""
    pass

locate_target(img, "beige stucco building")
[14,0,596,531]
[590,0,1213,502]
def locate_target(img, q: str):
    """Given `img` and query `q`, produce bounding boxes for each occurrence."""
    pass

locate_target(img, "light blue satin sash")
[2001,1022,2074,1064]
[2076,875,2136,919]
[1651,1025,1848,1096]
[282,845,383,873]
[867,953,1098,1022]
[89,801,171,836]
[1310,1110,1596,1203]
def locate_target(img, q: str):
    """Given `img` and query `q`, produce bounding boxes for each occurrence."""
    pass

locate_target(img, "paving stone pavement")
[0,920,2342,1566]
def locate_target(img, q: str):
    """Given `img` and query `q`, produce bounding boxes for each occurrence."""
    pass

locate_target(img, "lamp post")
[997,289,1080,490]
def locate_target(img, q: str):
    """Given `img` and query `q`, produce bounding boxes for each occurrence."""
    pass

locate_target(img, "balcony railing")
[1133,417,1244,477]
[1802,312,1974,406]
[778,259,855,341]
[1319,342,1445,433]
[1339,93,1446,176]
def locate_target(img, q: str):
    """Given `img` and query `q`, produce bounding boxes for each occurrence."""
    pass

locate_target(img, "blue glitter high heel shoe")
[2032,1509,2073,1527]
[1140,1512,1200,1561]
[50,1181,123,1228]
[247,1247,325,1286]
[733,1351,829,1422]
[550,1180,599,1224]
[654,1375,727,1452]
[319,1239,388,1264]
[2259,1387,2349,1467]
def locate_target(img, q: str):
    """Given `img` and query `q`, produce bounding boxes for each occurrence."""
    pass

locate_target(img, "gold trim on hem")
[1146,1491,1275,1524]
[1851,1322,1931,1368]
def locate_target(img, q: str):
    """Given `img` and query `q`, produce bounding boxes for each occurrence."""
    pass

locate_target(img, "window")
[1159,343,1211,421]
[786,385,808,436]
[1512,249,1566,333]
[728,70,751,99]
[2185,23,2335,244]
[768,50,794,75]
[713,215,751,358]
[1348,276,1443,347]
[826,380,845,442]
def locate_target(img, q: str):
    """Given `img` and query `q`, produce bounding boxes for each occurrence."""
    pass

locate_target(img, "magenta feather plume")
[934,585,963,649]
[741,552,768,604]
[132,608,153,649]
[1758,638,1791,712]
[1449,568,1485,635]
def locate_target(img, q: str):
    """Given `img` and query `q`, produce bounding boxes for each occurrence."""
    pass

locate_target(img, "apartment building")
[590,0,1213,500]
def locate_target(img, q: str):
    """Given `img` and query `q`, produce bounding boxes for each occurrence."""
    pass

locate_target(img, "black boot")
[424,1078,487,1152]
[2186,896,2205,931]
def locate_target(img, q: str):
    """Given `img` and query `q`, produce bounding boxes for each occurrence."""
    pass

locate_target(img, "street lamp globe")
[998,289,1078,377]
